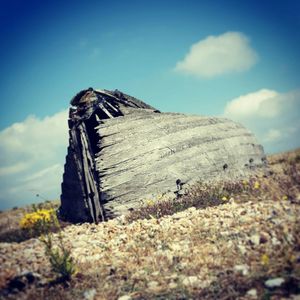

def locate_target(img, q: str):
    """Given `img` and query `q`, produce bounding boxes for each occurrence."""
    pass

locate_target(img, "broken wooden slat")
[79,123,105,223]
[98,103,114,119]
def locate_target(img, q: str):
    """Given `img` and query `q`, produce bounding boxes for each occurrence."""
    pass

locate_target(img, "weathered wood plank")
[79,123,105,223]
[96,111,265,217]
[104,100,119,113]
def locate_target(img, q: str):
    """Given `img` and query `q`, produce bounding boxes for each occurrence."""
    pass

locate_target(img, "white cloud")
[264,129,282,142]
[175,32,258,78]
[224,89,300,153]
[224,89,280,118]
[0,161,31,176]
[0,110,69,209]
[8,164,65,201]
[21,164,63,183]
[224,89,300,120]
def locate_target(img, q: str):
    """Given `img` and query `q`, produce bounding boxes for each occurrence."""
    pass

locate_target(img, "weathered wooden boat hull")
[60,89,265,223]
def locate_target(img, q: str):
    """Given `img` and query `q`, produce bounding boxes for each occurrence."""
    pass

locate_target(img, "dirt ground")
[0,149,299,300]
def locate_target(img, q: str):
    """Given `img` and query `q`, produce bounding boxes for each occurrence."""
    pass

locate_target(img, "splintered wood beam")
[99,103,114,119]
[79,123,105,223]
[94,89,119,101]
[69,128,88,208]
[104,100,120,113]
[82,122,105,221]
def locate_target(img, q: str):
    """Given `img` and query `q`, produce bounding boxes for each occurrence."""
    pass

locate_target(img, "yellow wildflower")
[289,254,296,263]
[261,254,269,265]
[19,209,55,230]
[282,195,288,200]
[242,180,248,186]
[221,196,228,201]
[254,181,260,189]
[147,200,154,206]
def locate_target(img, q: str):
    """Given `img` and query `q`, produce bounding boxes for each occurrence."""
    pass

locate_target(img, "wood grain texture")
[95,110,265,217]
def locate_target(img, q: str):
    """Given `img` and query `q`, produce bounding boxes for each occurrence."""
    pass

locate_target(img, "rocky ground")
[0,149,299,299]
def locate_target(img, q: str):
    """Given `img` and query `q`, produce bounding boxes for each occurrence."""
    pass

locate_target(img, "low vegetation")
[127,151,300,222]
[0,200,64,243]
[18,206,76,283]
[40,230,76,282]
[1,201,76,290]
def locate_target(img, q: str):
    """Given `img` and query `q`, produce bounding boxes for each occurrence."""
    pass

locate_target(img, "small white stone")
[92,254,101,261]
[116,215,127,225]
[72,241,88,248]
[246,288,257,298]
[147,281,159,289]
[89,240,101,246]
[250,234,260,246]
[265,277,285,288]
[170,243,182,251]
[286,234,294,244]
[188,207,196,212]
[238,245,247,255]
[234,264,249,276]
[83,288,97,300]
[118,295,132,300]
[182,276,199,287]
[147,281,162,292]
[168,282,178,289]
[271,237,281,246]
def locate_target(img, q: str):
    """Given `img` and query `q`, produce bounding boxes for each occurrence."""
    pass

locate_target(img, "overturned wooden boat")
[60,88,266,223]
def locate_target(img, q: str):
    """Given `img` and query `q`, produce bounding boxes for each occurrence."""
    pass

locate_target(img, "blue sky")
[0,0,299,209]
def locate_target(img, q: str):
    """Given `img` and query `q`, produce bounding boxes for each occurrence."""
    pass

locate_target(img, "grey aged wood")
[60,88,266,223]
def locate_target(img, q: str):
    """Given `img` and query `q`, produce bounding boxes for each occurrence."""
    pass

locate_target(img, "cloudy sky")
[0,0,299,210]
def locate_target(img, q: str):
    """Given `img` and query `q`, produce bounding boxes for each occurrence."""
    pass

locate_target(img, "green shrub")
[20,206,76,281]
[40,231,76,281]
